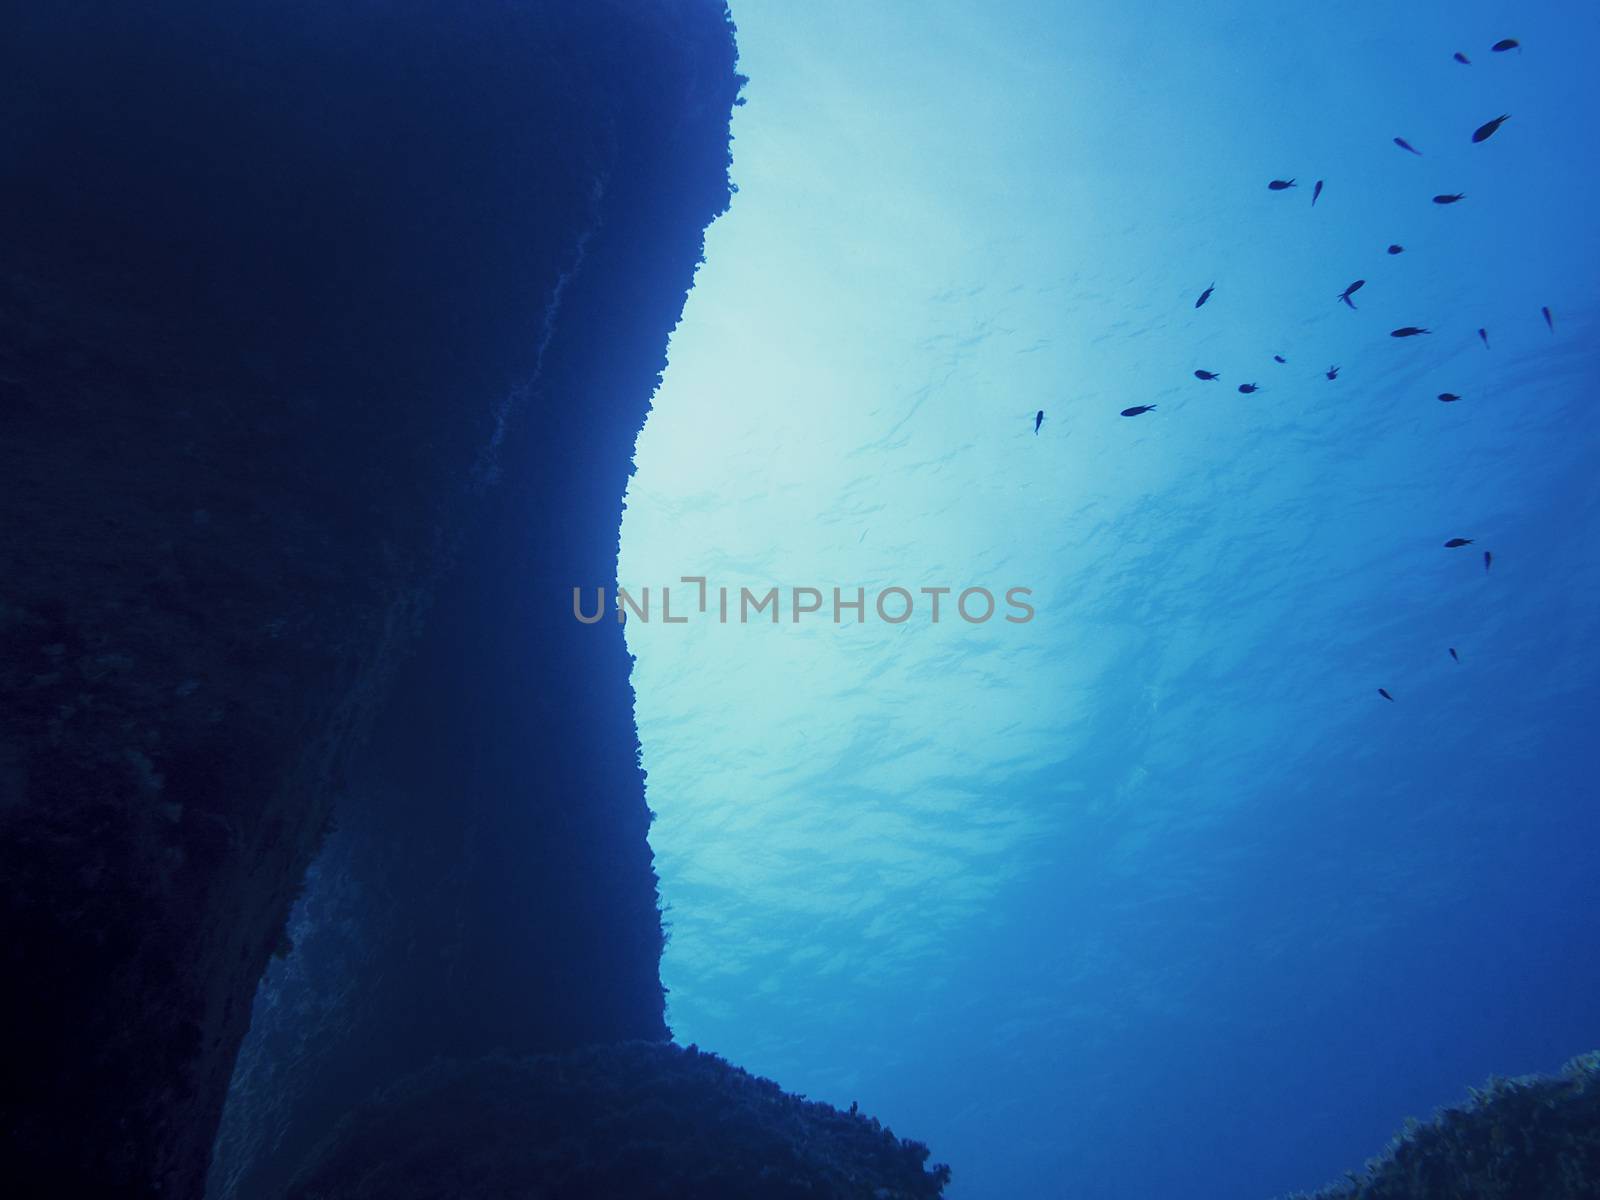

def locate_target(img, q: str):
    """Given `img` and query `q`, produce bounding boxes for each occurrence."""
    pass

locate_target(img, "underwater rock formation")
[0,2,860,1197]
[282,1042,951,1200]
[1289,1053,1600,1200]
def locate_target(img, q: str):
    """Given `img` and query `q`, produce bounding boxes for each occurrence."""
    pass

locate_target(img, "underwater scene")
[623,2,1600,1197]
[0,1,1594,1198]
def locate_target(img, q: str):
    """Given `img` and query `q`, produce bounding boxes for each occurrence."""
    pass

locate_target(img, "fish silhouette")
[1194,370,1220,381]
[1338,280,1365,309]
[1391,326,1430,337]
[1312,180,1324,205]
[1268,179,1297,190]
[1438,393,1462,403]
[1273,355,1287,364]
[1196,283,1215,308]
[1378,688,1395,702]
[1237,383,1260,394]
[1491,38,1519,53]
[1034,410,1044,434]
[1394,137,1423,156]
[1444,538,1474,548]
[1387,244,1405,255]
[1449,648,1460,663]
[1454,52,1471,65]
[1478,328,1490,349]
[1484,551,1493,572]
[1120,405,1157,417]
[1434,193,1466,204]
[1542,306,1554,331]
[1326,365,1340,380]
[1472,114,1510,143]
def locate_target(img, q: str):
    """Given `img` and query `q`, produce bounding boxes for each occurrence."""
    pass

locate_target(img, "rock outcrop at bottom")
[282,1042,952,1200]
[1289,1053,1600,1200]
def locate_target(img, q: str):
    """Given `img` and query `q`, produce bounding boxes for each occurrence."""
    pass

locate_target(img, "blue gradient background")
[620,2,1600,1195]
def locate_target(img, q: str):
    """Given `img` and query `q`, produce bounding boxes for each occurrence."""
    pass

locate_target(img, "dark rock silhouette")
[282,1043,951,1200]
[0,5,937,1200]
[1286,1053,1600,1199]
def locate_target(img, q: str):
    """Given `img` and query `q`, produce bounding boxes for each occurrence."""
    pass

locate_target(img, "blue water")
[620,2,1600,1195]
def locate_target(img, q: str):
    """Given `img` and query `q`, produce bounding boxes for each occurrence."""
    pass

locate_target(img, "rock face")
[0,3,741,1197]
[280,1043,951,1200]
[1288,1054,1600,1200]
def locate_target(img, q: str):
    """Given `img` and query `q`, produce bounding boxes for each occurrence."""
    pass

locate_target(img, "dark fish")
[1196,283,1215,308]
[1542,305,1554,331]
[1472,114,1510,143]
[1268,178,1297,190]
[1449,647,1460,663]
[1120,404,1156,417]
[1387,244,1405,255]
[1337,279,1365,309]
[1478,328,1490,348]
[1194,369,1220,381]
[1433,193,1466,204]
[1391,326,1430,337]
[1394,137,1423,156]
[1454,52,1471,64]
[1491,38,1519,52]
[1273,354,1286,364]
[1312,179,1324,205]
[1237,382,1260,394]
[1444,537,1474,548]
[1438,392,1462,403]
[1326,365,1340,380]
[1035,409,1044,434]
[1378,688,1395,702]
[1484,550,1493,572]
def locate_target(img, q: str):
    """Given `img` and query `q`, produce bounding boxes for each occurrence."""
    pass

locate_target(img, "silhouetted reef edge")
[283,1042,950,1200]
[1287,1053,1600,1199]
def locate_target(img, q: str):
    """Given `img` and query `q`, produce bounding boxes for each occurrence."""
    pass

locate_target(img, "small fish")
[1326,365,1340,380]
[1449,647,1460,663]
[1394,137,1423,156]
[1387,244,1405,255]
[1444,537,1474,548]
[1337,279,1365,309]
[1491,38,1519,53]
[1237,383,1260,394]
[1121,404,1157,417]
[1433,193,1466,204]
[1438,392,1462,403]
[1391,326,1431,337]
[1035,409,1044,434]
[1273,355,1286,364]
[1195,283,1215,308]
[1478,328,1490,349]
[1472,114,1510,143]
[1268,178,1297,190]
[1194,370,1221,381]
[1312,180,1324,205]
[1454,52,1471,65]
[1542,306,1554,332]
[1378,688,1395,702]
[1484,550,1493,572]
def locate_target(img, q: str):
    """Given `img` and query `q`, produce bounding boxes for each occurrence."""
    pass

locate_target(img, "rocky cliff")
[0,3,745,1196]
